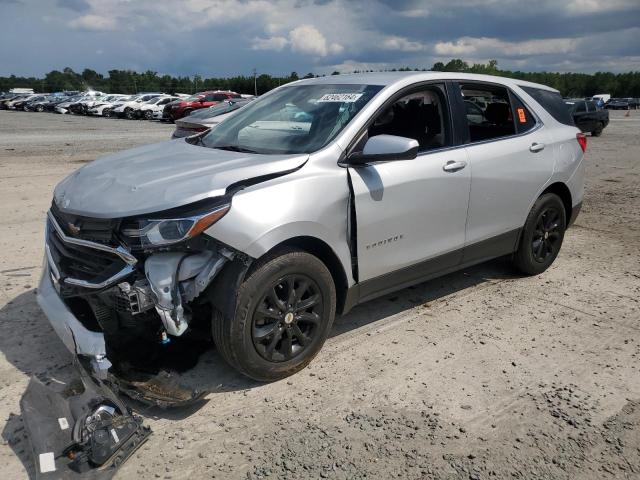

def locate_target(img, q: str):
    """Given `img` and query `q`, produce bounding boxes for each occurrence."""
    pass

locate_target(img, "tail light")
[576,132,587,153]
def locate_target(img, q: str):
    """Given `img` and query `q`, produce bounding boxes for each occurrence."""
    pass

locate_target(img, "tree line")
[1,60,639,98]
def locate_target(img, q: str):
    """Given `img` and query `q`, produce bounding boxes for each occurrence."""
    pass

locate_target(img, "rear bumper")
[36,262,111,374]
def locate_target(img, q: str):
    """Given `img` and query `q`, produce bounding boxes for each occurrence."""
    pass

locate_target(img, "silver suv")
[39,72,585,382]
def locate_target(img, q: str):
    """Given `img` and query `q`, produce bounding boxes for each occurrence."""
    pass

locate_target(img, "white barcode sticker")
[111,428,120,444]
[39,452,56,473]
[318,93,363,103]
[58,417,69,430]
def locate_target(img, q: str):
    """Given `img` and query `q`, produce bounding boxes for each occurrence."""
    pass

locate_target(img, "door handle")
[443,160,467,172]
[530,142,545,153]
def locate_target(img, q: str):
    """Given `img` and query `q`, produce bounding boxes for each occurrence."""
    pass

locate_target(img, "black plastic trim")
[340,228,520,314]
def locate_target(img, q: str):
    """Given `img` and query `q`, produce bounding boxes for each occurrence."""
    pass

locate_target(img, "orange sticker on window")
[517,107,527,123]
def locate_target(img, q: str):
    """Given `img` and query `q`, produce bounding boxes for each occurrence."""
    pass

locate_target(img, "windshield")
[200,84,383,154]
[190,99,250,119]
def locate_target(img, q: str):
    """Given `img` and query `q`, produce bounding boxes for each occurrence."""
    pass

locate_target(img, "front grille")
[46,206,137,290]
[51,202,119,244]
[47,222,128,284]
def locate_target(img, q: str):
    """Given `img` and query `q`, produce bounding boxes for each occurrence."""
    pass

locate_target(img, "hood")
[53,139,308,218]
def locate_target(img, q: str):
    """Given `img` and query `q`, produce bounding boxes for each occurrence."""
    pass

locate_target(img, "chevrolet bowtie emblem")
[67,222,81,235]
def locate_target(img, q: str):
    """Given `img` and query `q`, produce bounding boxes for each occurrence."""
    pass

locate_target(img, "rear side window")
[520,86,575,126]
[508,92,536,134]
[575,101,586,113]
[459,83,515,142]
[586,100,597,112]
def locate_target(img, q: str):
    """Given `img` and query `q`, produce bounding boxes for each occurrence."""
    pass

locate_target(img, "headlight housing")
[121,204,230,247]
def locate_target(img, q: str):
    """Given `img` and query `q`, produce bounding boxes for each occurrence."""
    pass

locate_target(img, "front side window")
[459,83,515,142]
[200,84,383,154]
[366,84,451,152]
[575,101,586,113]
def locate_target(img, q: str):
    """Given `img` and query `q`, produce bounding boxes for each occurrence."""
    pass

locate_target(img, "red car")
[166,90,241,120]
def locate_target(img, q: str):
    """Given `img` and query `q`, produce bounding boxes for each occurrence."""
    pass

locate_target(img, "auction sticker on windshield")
[318,93,363,103]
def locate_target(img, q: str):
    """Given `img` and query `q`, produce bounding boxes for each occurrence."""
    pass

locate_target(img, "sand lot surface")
[0,110,638,479]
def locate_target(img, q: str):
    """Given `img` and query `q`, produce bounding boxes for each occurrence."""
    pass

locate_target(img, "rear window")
[520,86,575,127]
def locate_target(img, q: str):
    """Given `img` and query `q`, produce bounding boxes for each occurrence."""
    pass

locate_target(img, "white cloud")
[68,14,117,31]
[381,36,425,52]
[564,0,638,13]
[434,37,579,57]
[288,24,342,57]
[251,36,289,51]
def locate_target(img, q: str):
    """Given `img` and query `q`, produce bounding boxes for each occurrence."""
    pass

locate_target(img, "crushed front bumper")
[37,263,112,376]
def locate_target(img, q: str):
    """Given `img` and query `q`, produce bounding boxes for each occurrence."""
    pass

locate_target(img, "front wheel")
[212,249,336,382]
[103,108,112,118]
[513,193,566,275]
[124,108,135,119]
[144,110,153,120]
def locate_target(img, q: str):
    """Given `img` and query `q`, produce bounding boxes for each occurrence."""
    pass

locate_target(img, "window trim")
[453,80,543,148]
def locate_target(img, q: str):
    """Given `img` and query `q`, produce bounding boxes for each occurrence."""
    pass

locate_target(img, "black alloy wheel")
[251,274,323,362]
[513,193,566,275]
[531,206,562,263]
[144,110,153,120]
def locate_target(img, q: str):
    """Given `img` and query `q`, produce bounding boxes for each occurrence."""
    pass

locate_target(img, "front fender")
[204,162,354,285]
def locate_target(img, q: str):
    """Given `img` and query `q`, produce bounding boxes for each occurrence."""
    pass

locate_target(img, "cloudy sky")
[1,0,639,78]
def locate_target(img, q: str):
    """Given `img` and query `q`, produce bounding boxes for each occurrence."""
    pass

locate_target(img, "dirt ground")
[0,110,638,480]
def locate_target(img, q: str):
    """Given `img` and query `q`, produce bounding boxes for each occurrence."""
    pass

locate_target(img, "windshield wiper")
[214,145,259,154]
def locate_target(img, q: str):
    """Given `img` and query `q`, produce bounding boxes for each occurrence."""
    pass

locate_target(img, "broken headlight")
[121,204,230,247]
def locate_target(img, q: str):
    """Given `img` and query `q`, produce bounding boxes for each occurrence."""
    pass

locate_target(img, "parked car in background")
[5,93,40,110]
[110,93,164,119]
[625,98,639,109]
[165,90,242,121]
[604,98,631,110]
[24,95,56,112]
[13,94,49,111]
[565,99,609,136]
[137,96,181,119]
[86,95,129,116]
[172,98,253,137]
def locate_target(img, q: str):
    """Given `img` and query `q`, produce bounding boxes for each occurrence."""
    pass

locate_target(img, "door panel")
[350,148,471,281]
[463,127,555,246]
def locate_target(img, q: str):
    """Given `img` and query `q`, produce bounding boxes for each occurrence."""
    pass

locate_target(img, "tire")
[182,109,193,119]
[591,122,604,137]
[36,105,44,112]
[103,109,112,118]
[212,248,336,382]
[513,193,566,275]
[124,107,134,119]
[144,110,153,120]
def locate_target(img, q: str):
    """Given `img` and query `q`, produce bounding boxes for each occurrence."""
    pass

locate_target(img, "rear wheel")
[144,110,153,120]
[103,108,112,118]
[124,107,135,119]
[513,193,566,275]
[36,105,44,112]
[212,249,336,382]
[591,122,604,137]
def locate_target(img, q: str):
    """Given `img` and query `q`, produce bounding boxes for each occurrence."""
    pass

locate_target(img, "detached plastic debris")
[20,365,151,479]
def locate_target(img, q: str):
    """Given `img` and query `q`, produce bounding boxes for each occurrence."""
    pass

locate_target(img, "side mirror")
[348,134,419,165]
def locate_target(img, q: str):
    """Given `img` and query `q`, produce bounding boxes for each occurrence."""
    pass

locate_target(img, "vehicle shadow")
[0,256,516,475]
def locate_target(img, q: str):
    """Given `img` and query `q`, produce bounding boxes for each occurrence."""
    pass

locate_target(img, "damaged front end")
[38,196,249,391]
